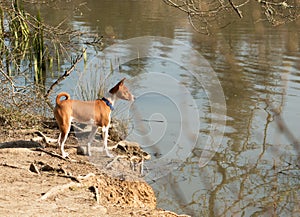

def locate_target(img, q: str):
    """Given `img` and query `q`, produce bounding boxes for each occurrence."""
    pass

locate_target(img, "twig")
[44,49,86,109]
[77,172,96,181]
[0,69,15,87]
[106,155,127,169]
[57,174,81,182]
[45,172,81,182]
[1,162,26,170]
[229,0,243,18]
[34,148,67,161]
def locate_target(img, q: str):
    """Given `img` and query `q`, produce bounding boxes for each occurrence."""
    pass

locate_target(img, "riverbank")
[0,117,190,217]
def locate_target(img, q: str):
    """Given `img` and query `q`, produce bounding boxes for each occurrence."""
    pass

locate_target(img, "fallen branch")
[39,172,96,201]
[6,129,57,144]
[1,162,26,170]
[34,131,57,144]
[57,174,81,182]
[34,148,67,161]
[77,172,96,181]
[45,172,81,183]
[40,181,82,200]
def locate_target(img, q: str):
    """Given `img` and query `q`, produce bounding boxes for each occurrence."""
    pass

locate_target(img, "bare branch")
[163,0,300,33]
[229,0,243,18]
[44,49,86,109]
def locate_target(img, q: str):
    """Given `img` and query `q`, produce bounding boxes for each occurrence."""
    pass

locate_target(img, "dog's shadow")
[0,140,44,149]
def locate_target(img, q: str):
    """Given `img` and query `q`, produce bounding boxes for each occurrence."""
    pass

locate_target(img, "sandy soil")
[0,126,190,217]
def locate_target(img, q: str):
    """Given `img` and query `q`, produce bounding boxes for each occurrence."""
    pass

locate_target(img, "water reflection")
[25,0,300,216]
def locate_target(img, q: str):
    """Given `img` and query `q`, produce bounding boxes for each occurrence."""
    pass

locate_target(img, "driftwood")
[39,173,95,201]
[40,181,82,200]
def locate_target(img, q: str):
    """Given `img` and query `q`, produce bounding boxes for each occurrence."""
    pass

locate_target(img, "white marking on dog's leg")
[57,133,61,147]
[86,126,98,156]
[102,126,113,158]
[60,137,68,158]
[60,123,71,158]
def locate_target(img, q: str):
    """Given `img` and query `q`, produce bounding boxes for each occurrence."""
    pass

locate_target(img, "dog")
[54,78,134,158]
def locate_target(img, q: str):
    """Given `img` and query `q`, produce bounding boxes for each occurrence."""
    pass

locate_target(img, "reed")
[32,11,46,84]
[0,0,62,85]
[0,0,103,117]
[76,62,113,101]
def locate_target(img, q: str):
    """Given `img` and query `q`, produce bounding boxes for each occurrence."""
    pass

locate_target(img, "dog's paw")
[105,151,114,158]
[62,152,69,158]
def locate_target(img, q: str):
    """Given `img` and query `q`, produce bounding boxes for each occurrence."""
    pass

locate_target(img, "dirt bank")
[0,125,190,217]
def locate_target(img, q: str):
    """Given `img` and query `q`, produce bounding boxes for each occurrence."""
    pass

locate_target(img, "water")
[28,1,300,216]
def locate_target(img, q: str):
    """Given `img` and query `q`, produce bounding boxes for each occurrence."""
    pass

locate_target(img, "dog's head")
[109,78,134,101]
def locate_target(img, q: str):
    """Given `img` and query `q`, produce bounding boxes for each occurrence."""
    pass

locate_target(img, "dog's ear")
[119,77,126,86]
[109,78,126,94]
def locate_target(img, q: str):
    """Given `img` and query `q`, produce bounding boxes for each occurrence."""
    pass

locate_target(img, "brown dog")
[54,78,134,158]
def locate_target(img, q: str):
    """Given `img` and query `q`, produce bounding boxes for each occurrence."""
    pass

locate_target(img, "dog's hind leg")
[86,126,98,156]
[57,133,62,147]
[59,119,72,158]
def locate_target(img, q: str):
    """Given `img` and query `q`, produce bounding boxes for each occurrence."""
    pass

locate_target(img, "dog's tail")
[56,92,70,105]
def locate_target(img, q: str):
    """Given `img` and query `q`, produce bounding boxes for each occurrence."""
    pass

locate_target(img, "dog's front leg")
[102,126,113,158]
[86,126,98,156]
